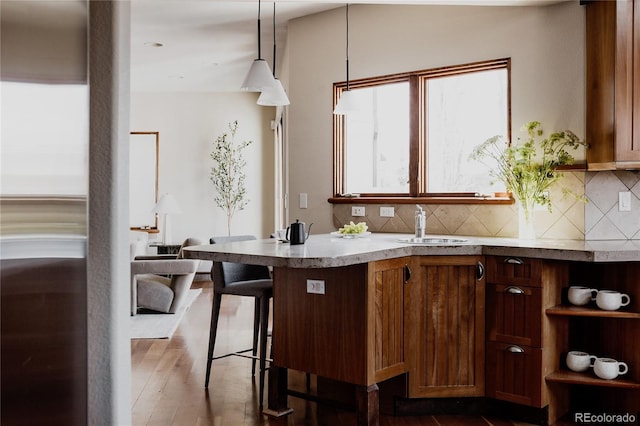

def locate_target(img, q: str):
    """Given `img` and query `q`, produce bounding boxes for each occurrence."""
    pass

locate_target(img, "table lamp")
[152,193,181,244]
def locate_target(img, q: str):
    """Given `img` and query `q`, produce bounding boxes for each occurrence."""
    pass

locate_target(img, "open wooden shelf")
[546,305,640,319]
[546,370,640,389]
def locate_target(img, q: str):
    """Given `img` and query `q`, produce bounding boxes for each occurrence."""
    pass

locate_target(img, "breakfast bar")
[183,234,640,425]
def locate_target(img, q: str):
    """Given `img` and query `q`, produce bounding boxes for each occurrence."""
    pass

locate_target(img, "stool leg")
[258,294,269,408]
[205,292,222,388]
[252,297,260,376]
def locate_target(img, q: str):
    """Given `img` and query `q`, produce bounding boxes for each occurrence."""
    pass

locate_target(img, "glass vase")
[518,200,536,240]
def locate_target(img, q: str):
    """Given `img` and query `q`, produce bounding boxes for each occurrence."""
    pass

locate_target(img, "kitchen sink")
[397,237,470,245]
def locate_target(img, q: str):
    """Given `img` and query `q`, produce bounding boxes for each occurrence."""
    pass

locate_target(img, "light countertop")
[182,233,640,268]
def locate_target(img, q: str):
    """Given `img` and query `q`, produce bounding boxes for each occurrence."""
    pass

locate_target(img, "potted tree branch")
[210,121,251,236]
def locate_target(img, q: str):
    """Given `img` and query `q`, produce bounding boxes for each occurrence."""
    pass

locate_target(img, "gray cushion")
[136,274,173,313]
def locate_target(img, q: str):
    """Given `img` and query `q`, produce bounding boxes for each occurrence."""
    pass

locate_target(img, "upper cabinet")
[586,0,640,170]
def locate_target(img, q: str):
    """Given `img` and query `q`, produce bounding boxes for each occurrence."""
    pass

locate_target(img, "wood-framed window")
[331,58,512,204]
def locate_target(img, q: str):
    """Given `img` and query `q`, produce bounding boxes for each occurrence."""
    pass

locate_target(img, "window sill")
[328,196,514,205]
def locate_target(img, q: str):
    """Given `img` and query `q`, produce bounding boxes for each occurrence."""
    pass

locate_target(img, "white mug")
[568,286,598,306]
[566,351,596,372]
[593,357,628,380]
[275,229,288,242]
[596,290,630,311]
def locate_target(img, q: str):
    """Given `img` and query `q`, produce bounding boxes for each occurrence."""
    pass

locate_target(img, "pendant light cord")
[272,2,277,77]
[345,3,350,91]
[257,0,262,59]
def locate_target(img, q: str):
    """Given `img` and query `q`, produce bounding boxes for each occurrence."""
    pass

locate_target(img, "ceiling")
[131,1,339,93]
[1,0,568,93]
[130,0,568,93]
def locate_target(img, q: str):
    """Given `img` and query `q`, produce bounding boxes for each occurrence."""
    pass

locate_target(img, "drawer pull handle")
[506,345,525,354]
[505,286,525,294]
[504,257,524,265]
[404,264,412,283]
[476,261,485,280]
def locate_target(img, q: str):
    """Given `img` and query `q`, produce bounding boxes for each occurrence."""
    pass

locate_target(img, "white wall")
[286,2,586,233]
[130,92,276,242]
[88,2,132,424]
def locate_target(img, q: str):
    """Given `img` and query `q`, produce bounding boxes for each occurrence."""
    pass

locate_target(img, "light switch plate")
[299,193,308,209]
[619,191,631,212]
[380,206,395,217]
[306,279,325,295]
[352,206,365,217]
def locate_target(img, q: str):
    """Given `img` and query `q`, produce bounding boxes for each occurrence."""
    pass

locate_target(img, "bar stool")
[205,235,272,408]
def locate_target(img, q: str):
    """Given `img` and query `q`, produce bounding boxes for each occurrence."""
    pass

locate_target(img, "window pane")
[426,69,507,194]
[1,82,89,196]
[344,82,410,194]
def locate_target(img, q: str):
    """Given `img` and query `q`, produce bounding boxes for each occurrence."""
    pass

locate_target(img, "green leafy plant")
[470,121,587,223]
[210,121,251,235]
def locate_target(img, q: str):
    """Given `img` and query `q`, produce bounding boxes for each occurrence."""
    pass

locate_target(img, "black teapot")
[287,219,313,245]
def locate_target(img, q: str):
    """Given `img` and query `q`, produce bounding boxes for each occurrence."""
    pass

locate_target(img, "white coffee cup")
[593,357,628,380]
[275,229,288,242]
[566,351,596,372]
[568,286,598,306]
[595,290,631,311]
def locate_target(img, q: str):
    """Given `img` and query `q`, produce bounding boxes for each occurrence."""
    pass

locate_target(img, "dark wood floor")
[131,281,550,426]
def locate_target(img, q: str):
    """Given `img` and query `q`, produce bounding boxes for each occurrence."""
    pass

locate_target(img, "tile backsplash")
[333,171,640,240]
[333,171,590,240]
[585,171,640,240]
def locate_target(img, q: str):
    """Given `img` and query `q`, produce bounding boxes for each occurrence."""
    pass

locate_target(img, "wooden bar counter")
[184,234,640,425]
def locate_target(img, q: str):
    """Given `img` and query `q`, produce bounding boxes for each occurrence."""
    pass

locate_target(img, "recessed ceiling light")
[144,42,164,48]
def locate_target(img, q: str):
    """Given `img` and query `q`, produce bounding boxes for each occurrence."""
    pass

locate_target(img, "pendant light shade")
[241,59,276,92]
[240,0,276,92]
[258,78,290,106]
[334,4,356,115]
[333,89,358,114]
[258,3,290,106]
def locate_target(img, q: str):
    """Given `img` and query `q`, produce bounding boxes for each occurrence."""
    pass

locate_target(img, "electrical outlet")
[619,191,631,212]
[380,206,395,217]
[352,206,365,217]
[306,279,325,295]
[299,193,308,209]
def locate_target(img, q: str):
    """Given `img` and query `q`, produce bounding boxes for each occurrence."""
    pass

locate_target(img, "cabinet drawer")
[486,256,543,286]
[486,341,543,408]
[487,284,542,347]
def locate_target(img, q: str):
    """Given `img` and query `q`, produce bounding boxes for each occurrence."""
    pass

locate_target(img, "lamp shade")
[152,193,181,215]
[240,59,276,92]
[257,79,290,106]
[333,90,359,115]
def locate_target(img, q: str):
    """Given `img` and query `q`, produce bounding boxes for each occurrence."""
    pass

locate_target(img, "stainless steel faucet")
[415,205,426,239]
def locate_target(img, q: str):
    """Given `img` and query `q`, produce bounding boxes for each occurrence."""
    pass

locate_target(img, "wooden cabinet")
[486,342,543,407]
[369,257,408,383]
[545,262,640,415]
[486,283,542,348]
[485,256,569,422]
[405,255,485,398]
[273,258,409,387]
[586,0,640,169]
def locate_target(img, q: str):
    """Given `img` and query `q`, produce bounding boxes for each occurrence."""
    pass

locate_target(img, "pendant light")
[257,3,290,106]
[240,0,277,92]
[333,4,358,115]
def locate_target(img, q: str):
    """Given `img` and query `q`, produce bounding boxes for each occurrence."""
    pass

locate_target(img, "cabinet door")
[406,256,485,398]
[615,0,640,162]
[486,284,542,348]
[486,341,543,408]
[586,0,640,168]
[369,257,408,383]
